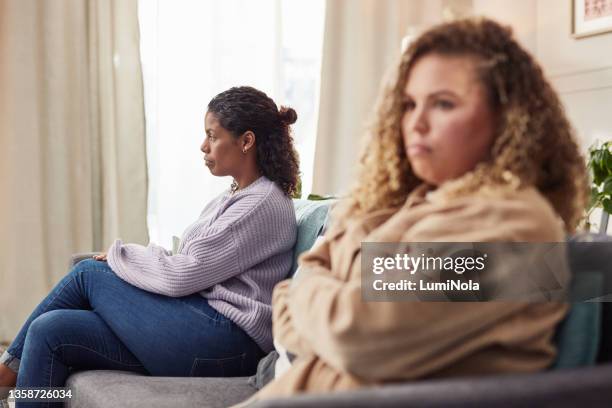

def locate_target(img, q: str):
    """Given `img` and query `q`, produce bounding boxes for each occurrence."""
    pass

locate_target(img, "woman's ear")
[242,131,256,152]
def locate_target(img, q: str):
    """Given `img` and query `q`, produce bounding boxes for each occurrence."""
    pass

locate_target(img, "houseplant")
[585,141,612,232]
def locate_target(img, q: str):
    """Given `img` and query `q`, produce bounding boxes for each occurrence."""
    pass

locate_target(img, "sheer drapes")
[312,0,443,196]
[0,0,148,342]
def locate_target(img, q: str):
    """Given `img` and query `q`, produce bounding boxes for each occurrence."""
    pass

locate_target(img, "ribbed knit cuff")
[0,350,19,373]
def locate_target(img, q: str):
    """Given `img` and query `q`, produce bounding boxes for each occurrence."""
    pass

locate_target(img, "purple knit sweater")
[107,176,297,352]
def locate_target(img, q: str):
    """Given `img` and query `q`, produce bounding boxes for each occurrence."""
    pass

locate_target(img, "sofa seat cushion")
[65,371,256,408]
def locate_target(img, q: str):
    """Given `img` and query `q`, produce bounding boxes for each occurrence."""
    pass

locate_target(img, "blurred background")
[1,0,611,343]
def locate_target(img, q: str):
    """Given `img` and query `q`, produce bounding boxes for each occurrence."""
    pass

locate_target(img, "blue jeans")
[2,260,264,407]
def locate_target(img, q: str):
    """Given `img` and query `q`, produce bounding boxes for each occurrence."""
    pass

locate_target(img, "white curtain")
[312,0,447,196]
[0,0,148,342]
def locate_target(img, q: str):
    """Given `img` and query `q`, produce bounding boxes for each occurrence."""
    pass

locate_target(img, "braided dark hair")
[207,86,300,197]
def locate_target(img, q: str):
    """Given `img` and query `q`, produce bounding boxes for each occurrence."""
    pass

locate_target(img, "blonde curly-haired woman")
[245,17,589,403]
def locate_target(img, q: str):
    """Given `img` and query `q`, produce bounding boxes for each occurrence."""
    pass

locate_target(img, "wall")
[472,0,612,151]
[472,0,537,52]
[537,0,612,231]
[471,0,612,231]
[536,0,612,150]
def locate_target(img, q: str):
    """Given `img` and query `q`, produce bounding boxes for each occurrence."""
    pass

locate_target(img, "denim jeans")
[1,259,264,407]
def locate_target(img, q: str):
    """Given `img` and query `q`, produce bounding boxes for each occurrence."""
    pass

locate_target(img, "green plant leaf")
[586,141,612,216]
[603,176,612,197]
[592,150,606,185]
[587,148,596,169]
[603,198,612,215]
[593,167,605,186]
[592,149,603,164]
[605,149,612,174]
[587,187,602,212]
[307,194,336,201]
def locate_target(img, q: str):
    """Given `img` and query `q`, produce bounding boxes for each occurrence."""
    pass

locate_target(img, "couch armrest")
[253,364,612,407]
[70,253,101,268]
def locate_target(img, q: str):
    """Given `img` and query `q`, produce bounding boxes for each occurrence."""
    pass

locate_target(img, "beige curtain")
[0,0,148,342]
[312,0,462,196]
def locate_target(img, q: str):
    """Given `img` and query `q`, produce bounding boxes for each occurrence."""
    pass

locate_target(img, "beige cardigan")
[250,185,569,401]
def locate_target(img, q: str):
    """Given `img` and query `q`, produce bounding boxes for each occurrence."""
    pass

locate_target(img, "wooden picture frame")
[572,0,612,38]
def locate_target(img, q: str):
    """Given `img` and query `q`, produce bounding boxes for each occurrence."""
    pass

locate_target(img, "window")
[138,0,325,248]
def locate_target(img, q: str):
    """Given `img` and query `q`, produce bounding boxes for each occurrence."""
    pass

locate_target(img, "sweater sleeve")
[106,227,240,298]
[107,186,294,297]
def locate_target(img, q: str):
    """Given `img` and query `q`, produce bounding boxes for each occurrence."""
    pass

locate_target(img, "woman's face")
[401,53,497,186]
[201,112,244,177]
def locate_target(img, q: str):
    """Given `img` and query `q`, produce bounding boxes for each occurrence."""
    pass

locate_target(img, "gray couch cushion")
[250,363,612,408]
[65,371,256,408]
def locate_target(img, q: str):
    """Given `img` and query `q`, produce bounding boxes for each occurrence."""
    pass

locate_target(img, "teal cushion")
[290,200,332,277]
[552,270,603,369]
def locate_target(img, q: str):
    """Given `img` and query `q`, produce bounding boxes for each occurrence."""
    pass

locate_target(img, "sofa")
[62,199,612,407]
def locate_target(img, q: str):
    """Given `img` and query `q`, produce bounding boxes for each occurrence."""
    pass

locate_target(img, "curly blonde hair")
[340,18,588,232]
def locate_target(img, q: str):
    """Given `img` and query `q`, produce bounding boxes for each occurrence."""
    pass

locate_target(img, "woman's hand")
[93,253,108,262]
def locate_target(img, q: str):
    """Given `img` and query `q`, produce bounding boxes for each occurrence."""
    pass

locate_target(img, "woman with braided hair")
[246,18,588,402]
[0,86,300,402]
